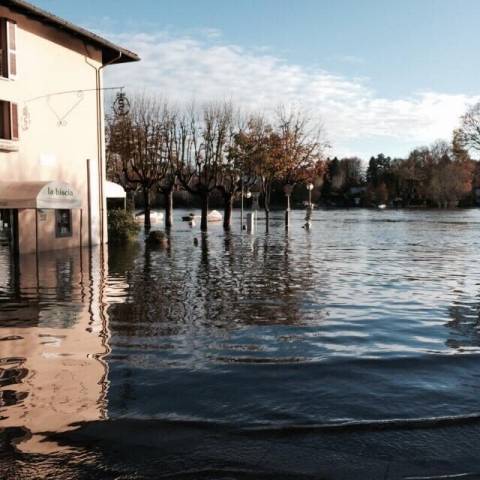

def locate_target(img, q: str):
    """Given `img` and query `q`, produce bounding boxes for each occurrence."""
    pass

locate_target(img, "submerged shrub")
[108,209,140,243]
[145,230,169,248]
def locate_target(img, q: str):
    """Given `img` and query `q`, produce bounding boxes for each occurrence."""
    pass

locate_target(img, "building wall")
[17,208,84,254]
[0,5,107,248]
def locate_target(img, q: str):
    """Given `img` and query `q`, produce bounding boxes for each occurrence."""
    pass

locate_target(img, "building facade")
[0,0,138,254]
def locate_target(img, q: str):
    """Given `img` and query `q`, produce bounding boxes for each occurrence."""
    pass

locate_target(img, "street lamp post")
[307,182,314,208]
[240,176,252,231]
[240,176,244,229]
[283,184,294,229]
[245,190,253,232]
[305,183,314,230]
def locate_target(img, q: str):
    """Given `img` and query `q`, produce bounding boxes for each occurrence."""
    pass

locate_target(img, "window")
[0,101,18,140]
[0,18,16,79]
[55,210,72,238]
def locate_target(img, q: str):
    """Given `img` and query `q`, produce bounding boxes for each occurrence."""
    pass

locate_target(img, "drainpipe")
[84,46,122,246]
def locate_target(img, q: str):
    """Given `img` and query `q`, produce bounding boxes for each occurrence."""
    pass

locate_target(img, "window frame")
[0,18,16,80]
[0,20,6,78]
[55,209,73,238]
[0,100,19,141]
[7,20,16,79]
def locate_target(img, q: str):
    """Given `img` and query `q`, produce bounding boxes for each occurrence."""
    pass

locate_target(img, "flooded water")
[2,208,480,479]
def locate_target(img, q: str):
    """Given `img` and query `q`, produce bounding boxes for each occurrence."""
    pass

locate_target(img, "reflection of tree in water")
[107,230,322,341]
[107,241,140,277]
[108,238,190,339]
[446,292,480,350]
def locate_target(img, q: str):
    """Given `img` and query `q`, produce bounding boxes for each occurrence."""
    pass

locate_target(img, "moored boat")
[207,210,223,222]
[135,211,164,224]
[182,211,223,222]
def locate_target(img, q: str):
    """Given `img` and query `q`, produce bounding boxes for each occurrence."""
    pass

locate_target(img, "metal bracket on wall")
[46,90,84,127]
[22,86,124,128]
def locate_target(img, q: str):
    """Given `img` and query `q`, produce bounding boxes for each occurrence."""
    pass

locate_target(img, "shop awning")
[105,181,126,199]
[0,181,81,209]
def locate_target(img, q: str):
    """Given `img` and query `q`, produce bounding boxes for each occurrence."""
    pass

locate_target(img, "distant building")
[349,186,366,206]
[0,0,139,254]
[475,187,480,206]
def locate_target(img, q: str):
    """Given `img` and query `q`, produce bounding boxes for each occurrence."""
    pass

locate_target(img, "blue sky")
[36,0,480,159]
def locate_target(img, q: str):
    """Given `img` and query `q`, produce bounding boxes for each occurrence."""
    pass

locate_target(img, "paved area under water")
[1,209,480,479]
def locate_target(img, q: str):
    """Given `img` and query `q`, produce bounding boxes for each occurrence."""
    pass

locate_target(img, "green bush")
[107,209,140,243]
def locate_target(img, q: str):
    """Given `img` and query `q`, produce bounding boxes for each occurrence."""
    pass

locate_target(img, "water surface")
[1,209,480,479]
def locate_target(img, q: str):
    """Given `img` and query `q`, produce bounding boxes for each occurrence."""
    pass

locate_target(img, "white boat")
[135,211,164,224]
[377,204,387,210]
[207,210,223,222]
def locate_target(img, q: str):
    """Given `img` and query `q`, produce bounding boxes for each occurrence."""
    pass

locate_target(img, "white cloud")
[105,31,479,159]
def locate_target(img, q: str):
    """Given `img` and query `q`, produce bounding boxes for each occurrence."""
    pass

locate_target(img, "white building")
[0,0,139,254]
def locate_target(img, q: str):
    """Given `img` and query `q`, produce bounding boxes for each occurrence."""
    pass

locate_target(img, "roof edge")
[4,0,140,64]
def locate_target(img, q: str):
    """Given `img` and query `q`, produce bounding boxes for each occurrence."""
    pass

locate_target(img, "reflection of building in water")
[0,226,11,291]
[0,246,110,454]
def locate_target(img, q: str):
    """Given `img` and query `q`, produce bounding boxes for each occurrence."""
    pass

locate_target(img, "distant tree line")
[304,103,480,208]
[319,140,479,208]
[106,95,480,231]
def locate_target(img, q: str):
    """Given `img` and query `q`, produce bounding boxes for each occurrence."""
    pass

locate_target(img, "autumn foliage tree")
[213,108,259,230]
[232,109,327,220]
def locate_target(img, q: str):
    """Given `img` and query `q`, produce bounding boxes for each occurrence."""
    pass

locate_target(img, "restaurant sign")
[37,181,81,209]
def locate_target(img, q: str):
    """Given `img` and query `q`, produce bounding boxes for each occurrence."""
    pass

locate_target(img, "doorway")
[0,209,19,257]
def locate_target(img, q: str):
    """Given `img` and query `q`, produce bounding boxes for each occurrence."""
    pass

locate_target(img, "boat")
[182,211,223,222]
[377,204,387,210]
[207,210,223,222]
[135,211,164,224]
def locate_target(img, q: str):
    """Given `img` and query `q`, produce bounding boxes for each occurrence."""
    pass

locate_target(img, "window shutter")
[0,20,7,78]
[0,101,8,139]
[6,21,16,78]
[10,102,18,140]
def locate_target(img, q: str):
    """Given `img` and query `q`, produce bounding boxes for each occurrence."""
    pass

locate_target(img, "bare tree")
[274,106,328,187]
[217,111,260,230]
[457,103,480,154]
[176,103,232,231]
[107,95,167,230]
[157,105,179,229]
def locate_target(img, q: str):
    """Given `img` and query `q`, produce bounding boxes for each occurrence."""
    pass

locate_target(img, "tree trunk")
[164,189,173,229]
[200,193,209,232]
[263,189,270,223]
[126,191,136,212]
[223,193,234,230]
[143,187,151,231]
